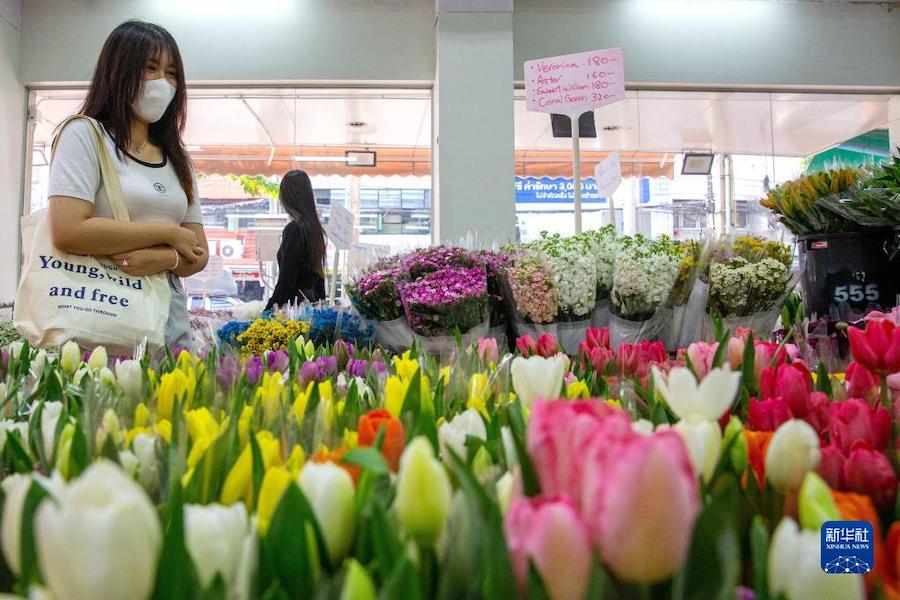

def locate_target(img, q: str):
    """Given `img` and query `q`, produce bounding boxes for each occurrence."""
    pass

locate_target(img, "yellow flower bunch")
[237,319,310,357]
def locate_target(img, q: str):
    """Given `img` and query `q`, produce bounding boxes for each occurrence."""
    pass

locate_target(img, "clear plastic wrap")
[500,248,560,340]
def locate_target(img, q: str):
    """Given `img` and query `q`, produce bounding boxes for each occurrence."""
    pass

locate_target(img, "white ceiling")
[31,87,892,157]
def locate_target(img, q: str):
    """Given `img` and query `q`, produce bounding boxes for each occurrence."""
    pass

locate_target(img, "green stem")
[881,373,891,409]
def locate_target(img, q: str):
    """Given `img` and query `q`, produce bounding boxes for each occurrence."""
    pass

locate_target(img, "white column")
[433,3,516,246]
[889,96,900,156]
[0,13,23,303]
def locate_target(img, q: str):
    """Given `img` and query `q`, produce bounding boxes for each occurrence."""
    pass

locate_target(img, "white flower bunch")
[581,225,618,299]
[611,237,680,321]
[532,234,597,321]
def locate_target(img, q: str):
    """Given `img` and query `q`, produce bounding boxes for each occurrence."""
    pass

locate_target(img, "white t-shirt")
[47,119,202,225]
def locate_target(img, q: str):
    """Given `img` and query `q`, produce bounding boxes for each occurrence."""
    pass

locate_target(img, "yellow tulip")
[255,372,286,425]
[155,420,172,444]
[156,369,196,421]
[385,375,408,418]
[467,373,491,418]
[343,429,359,450]
[220,431,282,507]
[185,408,220,442]
[393,354,420,382]
[256,466,293,535]
[566,380,590,400]
[238,405,253,447]
[134,403,150,428]
[439,366,452,386]
[285,445,306,478]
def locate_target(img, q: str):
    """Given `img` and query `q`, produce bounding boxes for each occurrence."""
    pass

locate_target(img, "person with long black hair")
[48,20,208,348]
[265,170,327,310]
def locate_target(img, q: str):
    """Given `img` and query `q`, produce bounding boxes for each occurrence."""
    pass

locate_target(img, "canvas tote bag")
[14,116,172,355]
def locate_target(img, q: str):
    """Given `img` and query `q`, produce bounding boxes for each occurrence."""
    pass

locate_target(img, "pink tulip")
[849,319,900,376]
[686,342,717,379]
[516,335,539,357]
[527,400,634,508]
[753,341,788,385]
[803,391,831,438]
[828,398,891,455]
[582,326,610,351]
[726,338,745,370]
[843,443,898,510]
[616,341,668,381]
[748,398,792,432]
[583,431,699,583]
[760,363,812,418]
[476,337,500,364]
[581,346,614,377]
[845,362,880,403]
[536,334,560,358]
[504,496,592,600]
[817,444,846,489]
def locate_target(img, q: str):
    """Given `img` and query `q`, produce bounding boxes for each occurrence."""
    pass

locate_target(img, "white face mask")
[133,78,176,123]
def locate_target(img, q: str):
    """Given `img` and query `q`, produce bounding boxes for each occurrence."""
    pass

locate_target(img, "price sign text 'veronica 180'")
[524,47,625,116]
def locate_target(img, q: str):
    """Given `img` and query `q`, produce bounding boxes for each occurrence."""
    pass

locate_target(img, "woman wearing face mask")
[265,170,327,310]
[47,20,208,349]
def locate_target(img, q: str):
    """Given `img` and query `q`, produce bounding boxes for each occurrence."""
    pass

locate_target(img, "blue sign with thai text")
[515,177,607,204]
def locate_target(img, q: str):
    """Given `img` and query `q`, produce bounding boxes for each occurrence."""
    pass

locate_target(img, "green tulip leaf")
[750,516,770,600]
[151,482,200,600]
[341,447,389,475]
[18,480,50,589]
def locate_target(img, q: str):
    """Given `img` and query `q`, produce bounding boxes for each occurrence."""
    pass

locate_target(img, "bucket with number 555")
[798,230,900,319]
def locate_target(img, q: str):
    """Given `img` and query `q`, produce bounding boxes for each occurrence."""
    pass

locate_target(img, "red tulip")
[581,326,610,351]
[849,319,900,376]
[828,398,891,455]
[803,391,832,438]
[537,334,561,358]
[581,346,614,377]
[358,409,405,472]
[843,443,898,510]
[760,363,812,418]
[748,398,792,432]
[846,362,880,403]
[817,444,846,489]
[753,341,788,385]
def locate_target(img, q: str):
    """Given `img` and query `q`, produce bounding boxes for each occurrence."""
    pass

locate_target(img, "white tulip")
[40,402,64,465]
[765,420,821,494]
[60,342,81,374]
[132,433,161,494]
[652,365,741,423]
[510,355,567,408]
[233,522,257,600]
[394,437,452,547]
[87,346,107,371]
[0,420,27,454]
[674,420,722,482]
[298,462,356,564]
[7,342,24,363]
[98,367,116,387]
[35,461,162,600]
[114,360,143,400]
[94,409,123,451]
[30,350,49,380]
[1,473,62,577]
[118,450,139,479]
[769,518,863,600]
[438,409,487,461]
[632,419,655,436]
[184,503,250,594]
[496,471,515,516]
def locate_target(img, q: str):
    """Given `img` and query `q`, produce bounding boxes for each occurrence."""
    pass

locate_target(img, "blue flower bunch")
[301,306,374,347]
[217,320,252,348]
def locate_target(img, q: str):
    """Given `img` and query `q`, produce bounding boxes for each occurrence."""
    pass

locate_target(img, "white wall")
[514,0,900,88]
[21,0,435,83]
[0,14,23,303]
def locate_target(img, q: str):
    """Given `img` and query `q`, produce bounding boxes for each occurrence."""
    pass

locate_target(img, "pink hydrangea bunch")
[506,252,558,324]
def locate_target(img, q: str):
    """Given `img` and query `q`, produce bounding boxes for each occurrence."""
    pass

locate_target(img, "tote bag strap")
[51,115,131,223]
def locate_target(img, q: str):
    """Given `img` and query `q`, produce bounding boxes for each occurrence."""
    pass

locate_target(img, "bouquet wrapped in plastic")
[346,256,413,351]
[667,238,711,350]
[582,224,618,329]
[609,235,681,349]
[706,235,795,338]
[478,250,512,347]
[397,247,490,355]
[296,305,375,348]
[501,248,560,341]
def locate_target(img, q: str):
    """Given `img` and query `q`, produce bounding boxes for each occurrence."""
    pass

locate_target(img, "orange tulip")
[743,430,774,489]
[358,409,405,472]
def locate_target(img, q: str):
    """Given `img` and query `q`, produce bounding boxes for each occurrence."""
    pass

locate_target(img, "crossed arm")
[49,196,209,277]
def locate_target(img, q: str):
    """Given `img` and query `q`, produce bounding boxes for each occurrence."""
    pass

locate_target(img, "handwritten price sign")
[594,151,622,198]
[327,204,356,250]
[525,47,625,116]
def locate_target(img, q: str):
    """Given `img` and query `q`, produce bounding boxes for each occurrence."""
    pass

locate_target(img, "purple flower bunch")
[398,259,489,337]
[347,358,388,379]
[400,246,475,279]
[347,257,405,321]
[298,356,339,387]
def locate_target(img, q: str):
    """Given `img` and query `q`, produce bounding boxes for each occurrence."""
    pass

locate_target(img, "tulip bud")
[118,450,139,479]
[504,495,591,600]
[510,355,566,408]
[394,437,451,547]
[476,337,499,364]
[184,503,250,593]
[765,420,821,494]
[60,341,81,374]
[7,341,24,364]
[673,420,721,482]
[132,433,161,494]
[334,340,352,371]
[30,350,49,380]
[723,416,748,474]
[798,472,840,531]
[843,444,898,510]
[95,409,124,451]
[87,346,108,371]
[496,471,516,516]
[769,518,864,600]
[340,559,375,600]
[1,473,62,576]
[35,461,162,600]
[438,409,487,463]
[40,402,64,466]
[298,462,356,564]
[115,360,143,400]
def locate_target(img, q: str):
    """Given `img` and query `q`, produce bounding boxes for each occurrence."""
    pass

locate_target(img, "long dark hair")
[280,170,326,277]
[79,20,194,202]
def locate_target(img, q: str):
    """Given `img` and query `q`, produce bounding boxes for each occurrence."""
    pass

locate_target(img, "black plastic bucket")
[798,229,900,319]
